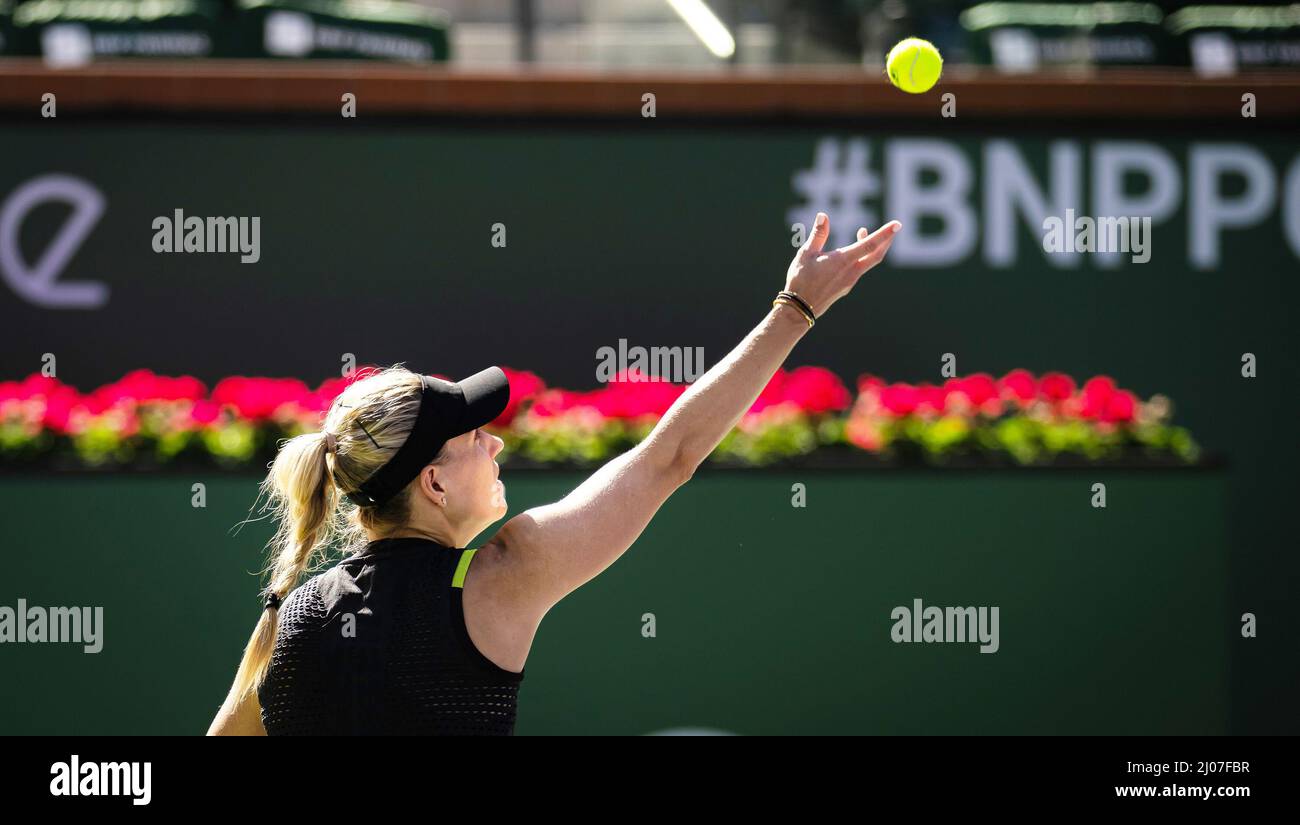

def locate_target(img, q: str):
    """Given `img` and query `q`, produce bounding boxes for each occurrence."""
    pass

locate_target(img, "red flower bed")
[0,365,1197,469]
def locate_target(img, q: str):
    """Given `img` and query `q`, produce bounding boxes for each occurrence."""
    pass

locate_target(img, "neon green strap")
[452,548,478,589]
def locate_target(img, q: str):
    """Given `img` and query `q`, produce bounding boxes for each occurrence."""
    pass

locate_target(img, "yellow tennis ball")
[886,37,943,94]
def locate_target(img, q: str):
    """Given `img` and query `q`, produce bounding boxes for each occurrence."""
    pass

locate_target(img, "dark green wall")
[0,471,1227,735]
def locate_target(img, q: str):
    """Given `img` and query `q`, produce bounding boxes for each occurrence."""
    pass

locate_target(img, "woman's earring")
[441,496,447,506]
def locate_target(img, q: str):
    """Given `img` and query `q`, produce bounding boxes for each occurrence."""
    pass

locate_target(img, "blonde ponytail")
[224,429,336,705]
[221,365,436,710]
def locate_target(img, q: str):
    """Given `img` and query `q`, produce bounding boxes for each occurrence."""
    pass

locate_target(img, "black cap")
[344,367,511,508]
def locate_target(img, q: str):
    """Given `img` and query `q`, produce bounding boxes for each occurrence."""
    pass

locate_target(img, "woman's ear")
[418,464,447,504]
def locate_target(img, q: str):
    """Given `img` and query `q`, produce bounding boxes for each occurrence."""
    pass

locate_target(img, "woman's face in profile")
[438,427,507,527]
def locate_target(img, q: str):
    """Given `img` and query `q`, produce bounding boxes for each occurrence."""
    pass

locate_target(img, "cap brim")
[456,366,511,429]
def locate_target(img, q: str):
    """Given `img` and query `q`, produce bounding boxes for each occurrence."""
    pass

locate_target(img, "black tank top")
[258,537,525,735]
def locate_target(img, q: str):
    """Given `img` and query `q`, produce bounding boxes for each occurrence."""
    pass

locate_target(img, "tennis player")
[207,213,900,735]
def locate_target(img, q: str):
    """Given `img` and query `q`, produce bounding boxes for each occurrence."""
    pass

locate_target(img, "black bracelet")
[776,290,817,321]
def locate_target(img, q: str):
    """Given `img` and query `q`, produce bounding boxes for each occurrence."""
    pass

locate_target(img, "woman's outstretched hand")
[784,213,902,319]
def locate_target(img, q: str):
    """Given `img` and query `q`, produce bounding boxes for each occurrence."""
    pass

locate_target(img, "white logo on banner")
[0,174,108,309]
[787,137,1300,269]
[265,11,315,57]
[41,24,95,69]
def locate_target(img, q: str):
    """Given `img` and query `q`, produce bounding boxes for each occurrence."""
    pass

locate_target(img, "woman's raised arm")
[477,214,901,618]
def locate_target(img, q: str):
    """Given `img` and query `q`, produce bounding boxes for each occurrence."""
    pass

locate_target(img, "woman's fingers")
[857,228,898,265]
[802,212,831,255]
[841,220,901,260]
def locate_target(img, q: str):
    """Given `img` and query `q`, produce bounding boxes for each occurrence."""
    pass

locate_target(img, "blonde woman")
[207,214,900,735]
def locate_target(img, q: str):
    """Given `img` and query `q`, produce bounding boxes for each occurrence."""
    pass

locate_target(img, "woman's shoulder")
[278,573,328,617]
